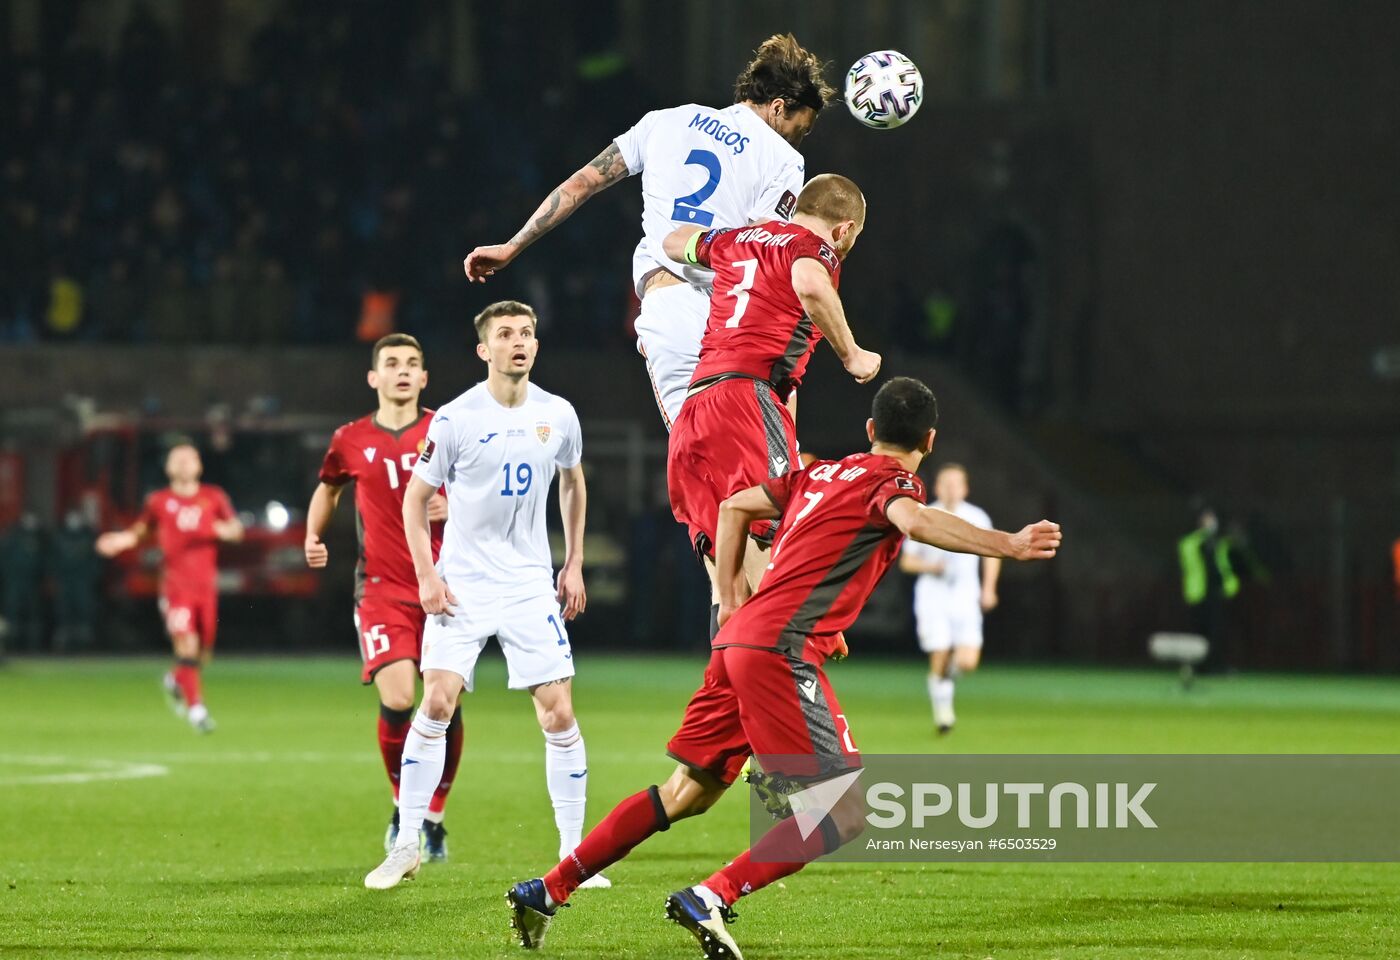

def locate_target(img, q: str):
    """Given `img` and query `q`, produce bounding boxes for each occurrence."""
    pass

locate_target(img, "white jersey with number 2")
[616,102,806,428]
[616,103,806,294]
[413,381,582,598]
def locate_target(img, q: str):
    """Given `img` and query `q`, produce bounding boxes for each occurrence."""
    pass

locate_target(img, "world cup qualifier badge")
[419,439,435,464]
[535,421,551,444]
[775,189,797,219]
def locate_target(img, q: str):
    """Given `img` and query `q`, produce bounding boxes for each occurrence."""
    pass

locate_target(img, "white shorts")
[420,590,575,692]
[634,282,711,430]
[915,604,983,653]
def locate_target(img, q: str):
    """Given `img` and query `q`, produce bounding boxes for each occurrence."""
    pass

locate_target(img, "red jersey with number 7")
[714,452,926,661]
[688,220,841,400]
[319,411,443,605]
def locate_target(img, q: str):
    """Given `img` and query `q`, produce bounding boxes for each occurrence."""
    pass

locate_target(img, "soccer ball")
[843,50,923,130]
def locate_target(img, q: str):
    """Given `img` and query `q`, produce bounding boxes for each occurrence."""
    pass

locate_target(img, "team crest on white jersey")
[535,421,552,445]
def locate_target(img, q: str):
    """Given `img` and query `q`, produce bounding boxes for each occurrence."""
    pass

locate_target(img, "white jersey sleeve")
[747,154,806,224]
[413,411,459,489]
[555,401,583,469]
[614,110,660,175]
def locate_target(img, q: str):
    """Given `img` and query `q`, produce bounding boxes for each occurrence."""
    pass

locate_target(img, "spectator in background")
[49,510,100,651]
[1178,508,1239,672]
[1392,536,1400,602]
[0,514,47,652]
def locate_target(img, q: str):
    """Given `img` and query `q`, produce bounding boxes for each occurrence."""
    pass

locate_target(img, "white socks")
[395,712,450,847]
[544,723,588,858]
[930,676,954,716]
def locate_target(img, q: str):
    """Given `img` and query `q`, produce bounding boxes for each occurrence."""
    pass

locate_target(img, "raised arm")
[304,481,344,568]
[886,498,1060,561]
[403,474,456,616]
[464,142,632,282]
[556,464,587,621]
[715,485,783,626]
[790,258,881,383]
[95,518,150,558]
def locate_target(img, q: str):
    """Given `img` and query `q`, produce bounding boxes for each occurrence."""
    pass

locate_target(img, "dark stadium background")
[1,0,1397,670]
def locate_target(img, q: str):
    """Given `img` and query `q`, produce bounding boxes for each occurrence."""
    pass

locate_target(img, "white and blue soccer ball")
[843,50,923,130]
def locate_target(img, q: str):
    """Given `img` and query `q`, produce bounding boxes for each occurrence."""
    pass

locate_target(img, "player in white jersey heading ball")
[899,463,1001,734]
[464,34,834,430]
[365,300,608,891]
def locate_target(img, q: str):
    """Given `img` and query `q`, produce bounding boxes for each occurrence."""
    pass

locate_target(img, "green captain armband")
[684,229,704,265]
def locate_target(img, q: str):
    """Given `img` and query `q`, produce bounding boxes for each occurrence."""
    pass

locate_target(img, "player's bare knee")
[418,678,459,721]
[379,688,415,712]
[538,702,576,733]
[659,765,725,821]
[955,649,981,674]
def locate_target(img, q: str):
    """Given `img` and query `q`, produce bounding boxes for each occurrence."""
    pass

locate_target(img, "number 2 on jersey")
[723,258,758,328]
[670,149,721,227]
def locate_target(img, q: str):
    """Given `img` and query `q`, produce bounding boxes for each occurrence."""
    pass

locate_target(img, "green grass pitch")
[2,654,1397,958]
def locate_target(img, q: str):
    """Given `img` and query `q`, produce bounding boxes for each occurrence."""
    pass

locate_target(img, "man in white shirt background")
[900,463,1000,734]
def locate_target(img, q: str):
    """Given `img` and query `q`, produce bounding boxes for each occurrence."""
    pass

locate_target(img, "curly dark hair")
[733,33,834,113]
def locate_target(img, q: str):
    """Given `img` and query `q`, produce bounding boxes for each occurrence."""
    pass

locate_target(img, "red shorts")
[161,591,219,650]
[668,377,798,557]
[355,596,427,684]
[666,645,860,785]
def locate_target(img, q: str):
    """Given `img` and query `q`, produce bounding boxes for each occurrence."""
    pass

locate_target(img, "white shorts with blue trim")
[420,589,575,692]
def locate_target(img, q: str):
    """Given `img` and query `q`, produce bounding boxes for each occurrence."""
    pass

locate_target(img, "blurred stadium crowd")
[0,3,648,348]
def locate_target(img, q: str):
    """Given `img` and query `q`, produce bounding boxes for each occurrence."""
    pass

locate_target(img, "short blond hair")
[796,174,865,227]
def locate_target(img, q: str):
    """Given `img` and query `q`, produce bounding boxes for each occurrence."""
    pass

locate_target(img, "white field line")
[0,754,169,786]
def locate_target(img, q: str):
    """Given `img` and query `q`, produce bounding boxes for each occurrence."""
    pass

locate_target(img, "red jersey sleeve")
[789,233,841,282]
[868,471,926,526]
[761,467,804,513]
[691,227,732,269]
[211,487,236,521]
[318,426,352,486]
[138,492,161,530]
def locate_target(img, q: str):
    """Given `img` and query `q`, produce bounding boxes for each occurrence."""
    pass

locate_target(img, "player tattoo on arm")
[587,141,628,181]
[507,142,629,250]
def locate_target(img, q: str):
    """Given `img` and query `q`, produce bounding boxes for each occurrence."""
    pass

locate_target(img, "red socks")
[172,659,203,707]
[703,813,835,906]
[428,708,463,815]
[377,704,413,798]
[544,786,670,904]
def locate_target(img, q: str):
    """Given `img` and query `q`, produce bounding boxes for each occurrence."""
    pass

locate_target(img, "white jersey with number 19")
[412,382,582,598]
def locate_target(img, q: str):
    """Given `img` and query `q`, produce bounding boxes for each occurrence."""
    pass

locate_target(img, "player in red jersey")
[303,333,460,859]
[97,442,243,734]
[659,174,882,637]
[505,378,1062,955]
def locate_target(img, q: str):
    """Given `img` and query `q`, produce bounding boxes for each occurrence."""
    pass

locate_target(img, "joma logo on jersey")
[535,421,552,445]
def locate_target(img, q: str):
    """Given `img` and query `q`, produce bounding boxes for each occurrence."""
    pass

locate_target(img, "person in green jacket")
[1178,508,1239,672]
